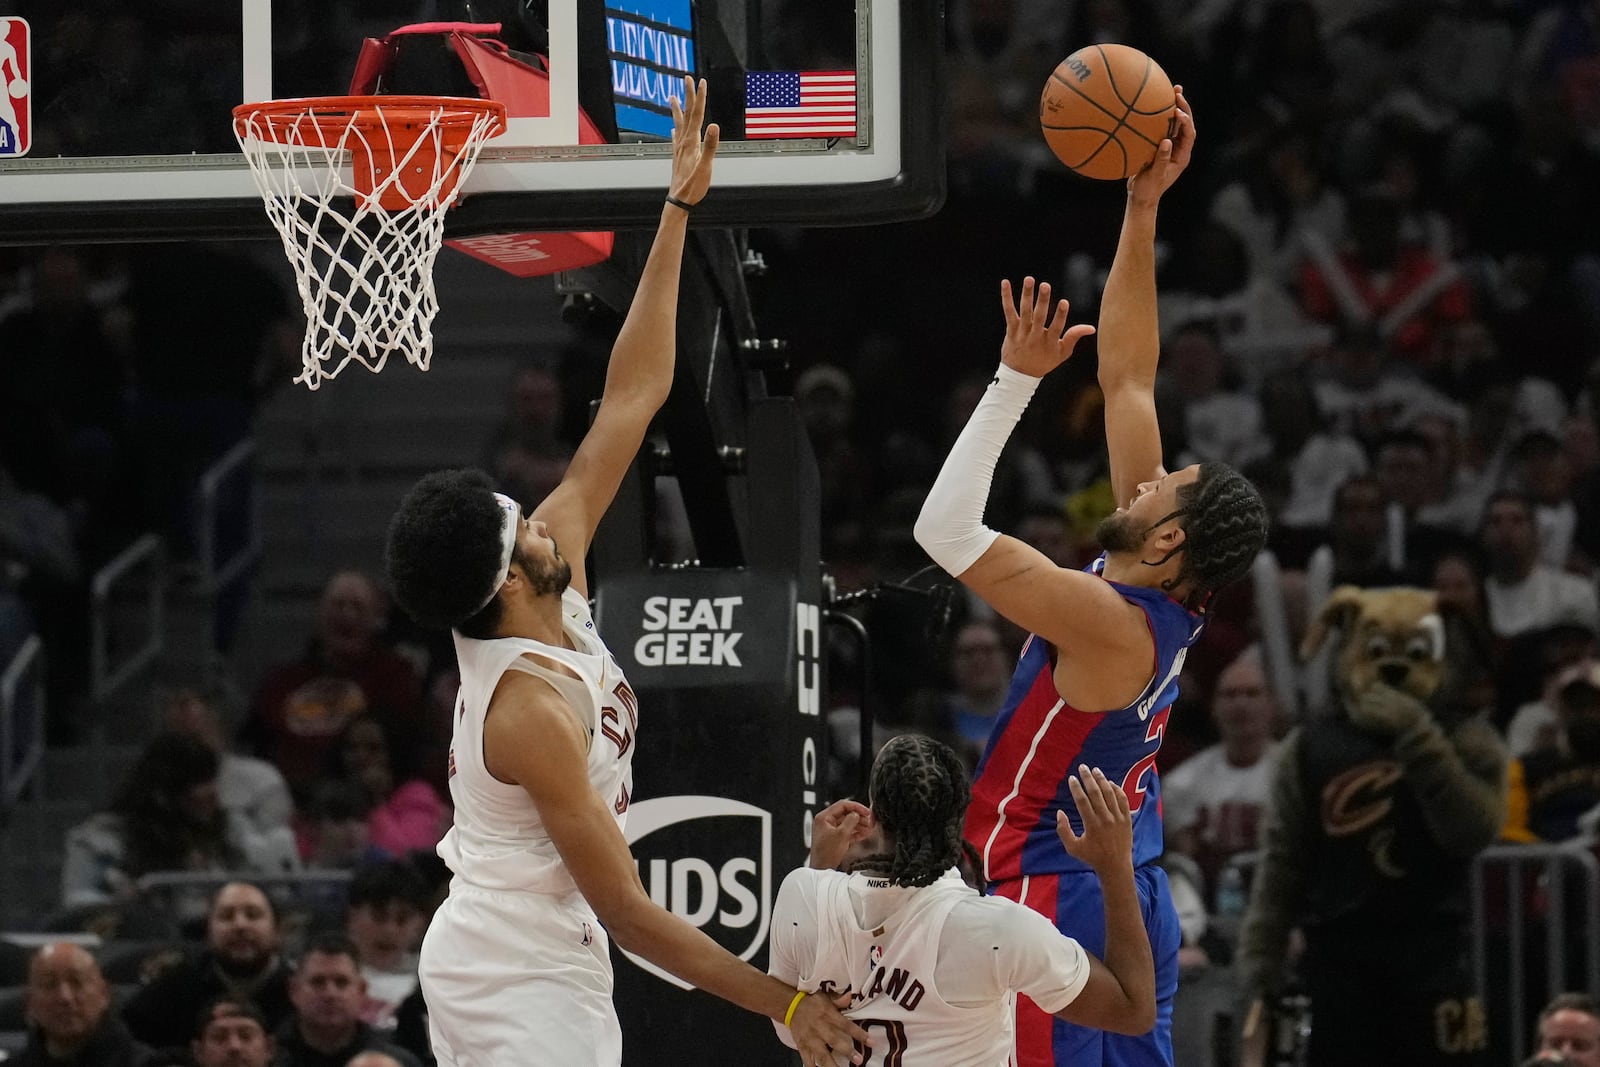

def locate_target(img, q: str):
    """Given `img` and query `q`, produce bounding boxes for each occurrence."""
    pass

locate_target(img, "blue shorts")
[990,864,1181,1067]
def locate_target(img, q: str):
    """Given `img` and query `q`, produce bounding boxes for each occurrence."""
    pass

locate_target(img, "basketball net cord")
[234,101,503,389]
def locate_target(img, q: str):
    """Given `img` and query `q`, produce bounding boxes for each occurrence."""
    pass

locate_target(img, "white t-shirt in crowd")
[1161,742,1279,855]
[1485,566,1600,639]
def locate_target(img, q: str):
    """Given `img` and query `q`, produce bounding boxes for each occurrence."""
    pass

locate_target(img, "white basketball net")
[234,98,504,390]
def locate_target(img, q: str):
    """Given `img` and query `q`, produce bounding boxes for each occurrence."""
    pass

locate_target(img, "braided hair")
[852,735,971,888]
[1170,461,1269,607]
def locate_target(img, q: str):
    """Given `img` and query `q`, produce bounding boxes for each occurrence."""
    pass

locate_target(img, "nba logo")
[0,18,28,158]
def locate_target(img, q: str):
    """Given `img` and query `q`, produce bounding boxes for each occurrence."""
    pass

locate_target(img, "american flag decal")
[744,70,857,139]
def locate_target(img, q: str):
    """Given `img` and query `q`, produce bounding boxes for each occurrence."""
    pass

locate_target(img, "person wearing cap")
[1504,661,1600,842]
[379,79,867,1067]
[190,997,274,1067]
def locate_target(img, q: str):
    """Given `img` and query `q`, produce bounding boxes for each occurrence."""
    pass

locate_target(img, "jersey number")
[599,679,639,758]
[1119,706,1169,812]
[854,1018,908,1066]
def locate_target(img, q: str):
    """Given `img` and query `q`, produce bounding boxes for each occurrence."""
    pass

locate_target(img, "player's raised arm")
[914,279,1151,672]
[532,76,719,596]
[1098,88,1194,509]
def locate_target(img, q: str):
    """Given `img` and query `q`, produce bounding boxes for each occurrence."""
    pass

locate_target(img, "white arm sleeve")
[914,364,1041,576]
[935,896,1091,1015]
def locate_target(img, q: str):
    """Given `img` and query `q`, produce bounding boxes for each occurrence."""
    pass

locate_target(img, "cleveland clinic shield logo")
[622,796,772,989]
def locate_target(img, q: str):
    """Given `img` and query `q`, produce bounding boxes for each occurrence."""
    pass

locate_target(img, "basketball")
[7,78,25,100]
[1040,44,1176,181]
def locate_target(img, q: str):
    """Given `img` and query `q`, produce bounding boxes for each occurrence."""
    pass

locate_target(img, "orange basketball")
[1041,44,1177,180]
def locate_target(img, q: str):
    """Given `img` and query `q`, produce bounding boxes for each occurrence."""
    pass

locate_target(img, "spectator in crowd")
[1505,655,1598,762]
[123,882,293,1054]
[15,943,155,1067]
[1210,129,1346,287]
[298,781,381,872]
[161,687,297,874]
[189,998,274,1067]
[943,620,1013,760]
[274,935,419,1067]
[1305,476,1414,594]
[480,365,574,512]
[1410,410,1485,536]
[796,363,874,527]
[1372,429,1461,571]
[1512,429,1593,572]
[1258,369,1368,537]
[245,571,423,798]
[1298,187,1473,367]
[1163,647,1281,905]
[1534,993,1600,1067]
[1167,323,1270,471]
[343,861,428,1032]
[1505,663,1600,842]
[61,734,243,910]
[1482,491,1600,639]
[1432,547,1492,636]
[309,716,446,862]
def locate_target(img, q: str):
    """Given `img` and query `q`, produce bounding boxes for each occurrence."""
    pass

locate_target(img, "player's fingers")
[669,92,683,129]
[691,77,709,131]
[1063,779,1089,832]
[1078,764,1111,822]
[1056,807,1081,846]
[1063,323,1096,350]
[1089,767,1120,814]
[1175,84,1193,126]
[1000,279,1020,327]
[1033,281,1052,327]
[702,122,721,158]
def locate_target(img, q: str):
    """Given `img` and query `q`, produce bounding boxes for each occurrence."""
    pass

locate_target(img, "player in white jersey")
[382,79,868,1067]
[768,735,1156,1066]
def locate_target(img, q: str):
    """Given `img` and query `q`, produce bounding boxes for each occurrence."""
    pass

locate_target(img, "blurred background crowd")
[2,0,1600,1064]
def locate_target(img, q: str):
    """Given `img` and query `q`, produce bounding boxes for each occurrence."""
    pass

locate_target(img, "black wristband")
[665,194,697,213]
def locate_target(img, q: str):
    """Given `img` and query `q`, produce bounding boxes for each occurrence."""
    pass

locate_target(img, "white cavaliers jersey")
[771,867,1090,1067]
[440,586,638,894]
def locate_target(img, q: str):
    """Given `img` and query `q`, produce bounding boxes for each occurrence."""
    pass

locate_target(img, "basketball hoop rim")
[232,95,508,144]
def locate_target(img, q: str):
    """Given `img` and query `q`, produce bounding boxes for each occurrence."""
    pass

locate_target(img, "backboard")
[0,0,942,243]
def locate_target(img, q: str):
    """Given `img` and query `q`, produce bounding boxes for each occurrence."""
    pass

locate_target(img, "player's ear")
[1151,523,1186,553]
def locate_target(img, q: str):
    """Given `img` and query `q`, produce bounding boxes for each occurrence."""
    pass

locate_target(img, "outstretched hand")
[669,76,719,206]
[788,990,870,1067]
[1127,86,1195,209]
[1055,765,1134,876]
[999,277,1096,378]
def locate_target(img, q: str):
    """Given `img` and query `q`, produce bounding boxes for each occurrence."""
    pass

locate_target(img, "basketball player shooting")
[913,91,1268,1067]
[769,737,1155,1066]
[383,79,869,1067]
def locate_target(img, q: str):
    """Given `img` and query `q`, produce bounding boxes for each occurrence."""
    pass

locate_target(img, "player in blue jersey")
[913,90,1269,1067]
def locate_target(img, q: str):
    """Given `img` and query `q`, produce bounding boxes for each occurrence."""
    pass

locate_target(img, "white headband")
[473,493,522,613]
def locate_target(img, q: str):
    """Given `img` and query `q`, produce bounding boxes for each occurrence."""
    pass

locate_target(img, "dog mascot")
[1237,586,1507,1066]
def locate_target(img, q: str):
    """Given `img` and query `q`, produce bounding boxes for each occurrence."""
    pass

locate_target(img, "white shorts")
[419,880,621,1067]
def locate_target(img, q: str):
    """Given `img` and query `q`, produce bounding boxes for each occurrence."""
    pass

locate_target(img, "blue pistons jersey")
[964,557,1206,882]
